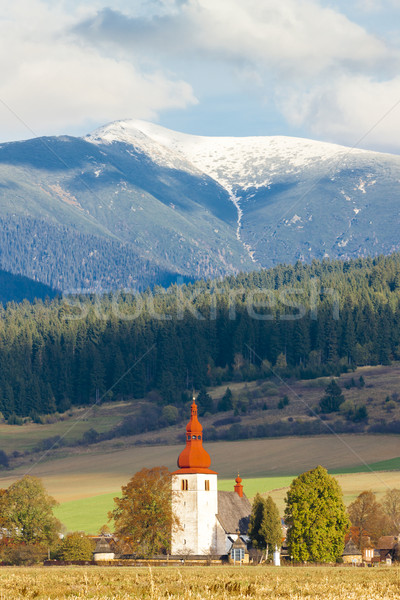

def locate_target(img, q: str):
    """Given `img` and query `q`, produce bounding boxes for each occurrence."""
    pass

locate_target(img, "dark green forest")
[1,254,400,419]
[0,216,189,292]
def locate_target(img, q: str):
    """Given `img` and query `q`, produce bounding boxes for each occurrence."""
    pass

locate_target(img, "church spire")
[234,474,244,497]
[173,397,217,474]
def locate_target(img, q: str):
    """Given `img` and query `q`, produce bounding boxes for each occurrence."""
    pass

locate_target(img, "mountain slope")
[0,121,400,291]
[0,134,254,291]
[103,120,400,266]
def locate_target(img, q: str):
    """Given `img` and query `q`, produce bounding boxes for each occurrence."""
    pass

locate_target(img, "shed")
[229,534,249,564]
[93,536,115,562]
[342,539,362,565]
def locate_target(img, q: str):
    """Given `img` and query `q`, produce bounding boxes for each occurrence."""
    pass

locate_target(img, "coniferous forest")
[1,254,400,419]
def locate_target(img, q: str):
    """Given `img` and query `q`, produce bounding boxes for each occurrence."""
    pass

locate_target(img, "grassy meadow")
[53,466,400,534]
[0,566,399,599]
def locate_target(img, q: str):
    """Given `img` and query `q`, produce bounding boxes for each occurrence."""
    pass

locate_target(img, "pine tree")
[217,387,233,412]
[260,496,282,559]
[319,379,345,413]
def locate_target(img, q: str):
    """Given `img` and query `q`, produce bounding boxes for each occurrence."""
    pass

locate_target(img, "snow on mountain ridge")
[86,120,201,177]
[87,119,380,193]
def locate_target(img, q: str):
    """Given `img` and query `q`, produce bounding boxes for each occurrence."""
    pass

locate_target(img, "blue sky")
[1,0,400,152]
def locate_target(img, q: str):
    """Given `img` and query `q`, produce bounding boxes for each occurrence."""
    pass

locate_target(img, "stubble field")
[0,566,399,599]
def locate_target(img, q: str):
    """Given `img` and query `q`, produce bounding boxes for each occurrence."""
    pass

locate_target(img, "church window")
[205,480,210,491]
[181,479,188,491]
[192,435,197,439]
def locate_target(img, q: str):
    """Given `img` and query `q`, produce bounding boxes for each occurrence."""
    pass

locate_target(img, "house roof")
[94,536,112,554]
[217,491,251,535]
[377,536,398,550]
[342,539,362,556]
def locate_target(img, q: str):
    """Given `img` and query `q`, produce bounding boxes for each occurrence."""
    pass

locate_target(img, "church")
[171,397,251,557]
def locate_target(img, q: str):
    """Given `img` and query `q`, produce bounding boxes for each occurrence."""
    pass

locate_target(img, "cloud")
[280,74,400,152]
[2,0,400,151]
[72,0,400,150]
[0,1,196,141]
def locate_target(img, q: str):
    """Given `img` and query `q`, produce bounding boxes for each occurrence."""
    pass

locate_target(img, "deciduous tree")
[284,466,349,562]
[348,490,391,546]
[0,476,60,545]
[109,466,179,557]
[382,488,400,533]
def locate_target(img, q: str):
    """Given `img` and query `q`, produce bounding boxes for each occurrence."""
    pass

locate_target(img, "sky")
[1,0,400,152]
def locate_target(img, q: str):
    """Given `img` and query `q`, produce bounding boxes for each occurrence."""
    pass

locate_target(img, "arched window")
[181,479,188,491]
[205,480,210,491]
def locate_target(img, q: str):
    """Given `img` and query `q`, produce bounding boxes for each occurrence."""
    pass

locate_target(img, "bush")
[161,405,179,425]
[7,413,23,425]
[55,532,95,561]
[0,541,47,565]
[0,449,9,468]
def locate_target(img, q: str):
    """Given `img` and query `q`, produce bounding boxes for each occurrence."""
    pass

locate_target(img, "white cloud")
[0,1,196,141]
[280,75,400,152]
[73,0,400,149]
[1,0,400,151]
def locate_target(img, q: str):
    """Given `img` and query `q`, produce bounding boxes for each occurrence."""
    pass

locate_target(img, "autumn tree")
[55,532,95,561]
[348,491,391,546]
[382,489,400,533]
[0,476,60,545]
[284,466,349,562]
[109,466,179,557]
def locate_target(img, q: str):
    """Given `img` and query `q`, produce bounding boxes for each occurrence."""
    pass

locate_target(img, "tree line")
[1,253,400,418]
[1,470,399,564]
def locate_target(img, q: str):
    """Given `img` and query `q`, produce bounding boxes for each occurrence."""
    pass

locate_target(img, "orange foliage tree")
[108,466,180,558]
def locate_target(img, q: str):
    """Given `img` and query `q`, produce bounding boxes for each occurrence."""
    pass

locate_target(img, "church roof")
[217,491,251,535]
[173,399,217,474]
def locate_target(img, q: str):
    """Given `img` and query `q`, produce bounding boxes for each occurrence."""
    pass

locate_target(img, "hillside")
[1,362,400,466]
[1,255,400,418]
[0,122,400,290]
[0,269,57,304]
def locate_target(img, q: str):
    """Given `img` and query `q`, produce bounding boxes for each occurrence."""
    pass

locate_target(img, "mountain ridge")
[0,121,399,292]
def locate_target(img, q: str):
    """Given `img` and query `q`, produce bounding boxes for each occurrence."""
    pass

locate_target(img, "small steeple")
[234,474,244,497]
[173,397,217,474]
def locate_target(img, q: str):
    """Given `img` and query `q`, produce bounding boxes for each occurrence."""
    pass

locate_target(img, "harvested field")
[0,565,399,599]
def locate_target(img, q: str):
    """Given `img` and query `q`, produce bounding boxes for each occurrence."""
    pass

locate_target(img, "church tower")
[171,398,220,556]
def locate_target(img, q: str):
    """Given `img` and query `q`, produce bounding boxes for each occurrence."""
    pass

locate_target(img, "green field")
[54,462,400,534]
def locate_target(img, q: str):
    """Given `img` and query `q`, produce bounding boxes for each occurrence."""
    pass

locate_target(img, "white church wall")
[171,473,219,556]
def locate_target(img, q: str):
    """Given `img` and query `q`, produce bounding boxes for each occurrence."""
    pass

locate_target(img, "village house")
[171,398,251,559]
[376,535,399,564]
[342,538,362,565]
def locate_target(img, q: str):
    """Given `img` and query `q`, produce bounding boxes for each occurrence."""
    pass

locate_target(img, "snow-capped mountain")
[88,120,400,267]
[0,119,399,292]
